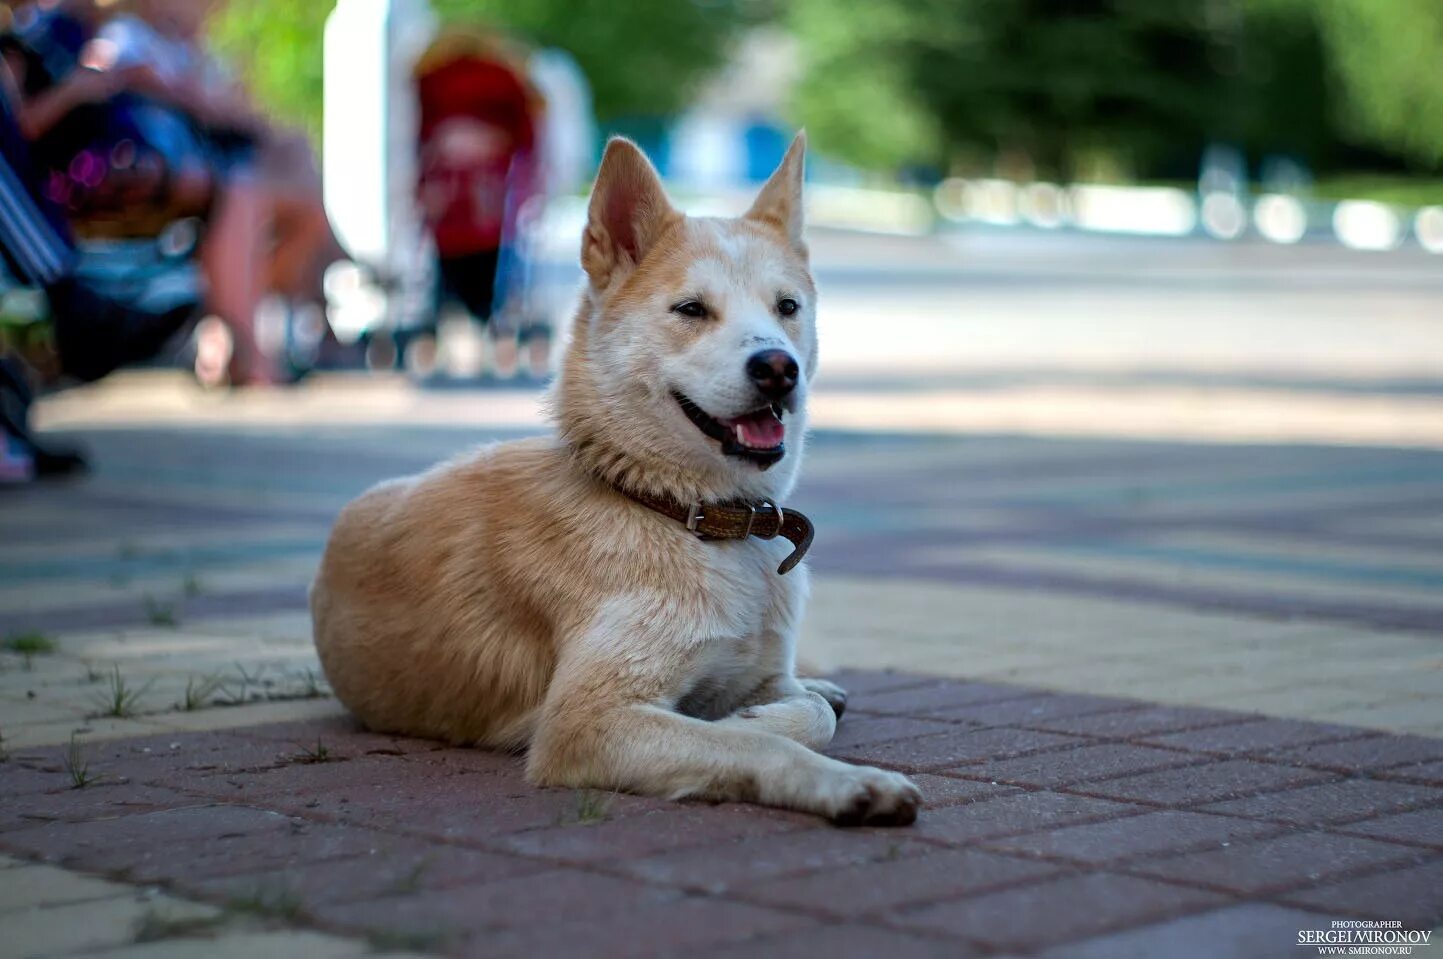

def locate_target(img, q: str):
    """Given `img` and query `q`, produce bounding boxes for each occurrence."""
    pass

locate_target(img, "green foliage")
[432,0,756,121]
[790,0,1234,178]
[209,3,331,140]
[788,0,1443,177]
[207,0,1443,178]
[1310,0,1443,168]
[787,0,941,170]
[208,0,756,141]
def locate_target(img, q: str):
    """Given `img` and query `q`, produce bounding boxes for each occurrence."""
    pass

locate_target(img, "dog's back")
[312,438,566,748]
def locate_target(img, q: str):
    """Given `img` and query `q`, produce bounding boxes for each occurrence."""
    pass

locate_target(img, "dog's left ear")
[746,130,806,248]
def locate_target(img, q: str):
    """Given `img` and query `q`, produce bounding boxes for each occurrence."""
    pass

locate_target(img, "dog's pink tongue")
[728,409,785,449]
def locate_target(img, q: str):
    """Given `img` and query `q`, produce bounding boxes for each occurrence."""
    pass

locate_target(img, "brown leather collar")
[617,486,815,575]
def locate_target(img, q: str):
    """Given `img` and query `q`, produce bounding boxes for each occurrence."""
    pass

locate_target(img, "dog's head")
[556,133,816,504]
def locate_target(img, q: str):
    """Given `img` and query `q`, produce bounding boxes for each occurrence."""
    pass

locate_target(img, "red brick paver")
[3,672,1442,957]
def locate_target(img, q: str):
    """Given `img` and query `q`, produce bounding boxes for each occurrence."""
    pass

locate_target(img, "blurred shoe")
[32,441,88,477]
[0,359,89,482]
[0,427,35,485]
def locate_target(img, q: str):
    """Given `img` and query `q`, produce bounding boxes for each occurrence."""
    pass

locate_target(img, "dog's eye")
[671,300,708,319]
[776,298,800,317]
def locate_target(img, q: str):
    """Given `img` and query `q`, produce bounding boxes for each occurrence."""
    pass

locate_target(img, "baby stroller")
[410,28,551,379]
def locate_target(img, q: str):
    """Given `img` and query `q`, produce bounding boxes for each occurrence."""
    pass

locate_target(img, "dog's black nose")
[746,349,799,400]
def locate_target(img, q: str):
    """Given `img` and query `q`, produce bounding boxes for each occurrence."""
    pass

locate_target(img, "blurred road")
[808,229,1443,379]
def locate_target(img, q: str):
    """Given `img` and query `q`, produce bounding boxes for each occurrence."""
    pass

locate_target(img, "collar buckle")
[748,499,784,539]
[684,502,706,534]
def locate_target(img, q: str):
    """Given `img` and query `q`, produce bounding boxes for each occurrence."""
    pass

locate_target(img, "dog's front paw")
[799,677,848,718]
[820,765,921,827]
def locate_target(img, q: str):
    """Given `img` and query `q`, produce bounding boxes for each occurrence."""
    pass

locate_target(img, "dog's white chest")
[673,541,805,718]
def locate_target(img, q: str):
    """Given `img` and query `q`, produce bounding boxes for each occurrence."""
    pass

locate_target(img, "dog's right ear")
[582,138,681,289]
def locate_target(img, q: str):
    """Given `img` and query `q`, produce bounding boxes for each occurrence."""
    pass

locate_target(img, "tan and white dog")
[310,133,922,825]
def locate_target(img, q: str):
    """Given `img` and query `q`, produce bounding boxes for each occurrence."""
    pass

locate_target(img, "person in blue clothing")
[0,67,196,483]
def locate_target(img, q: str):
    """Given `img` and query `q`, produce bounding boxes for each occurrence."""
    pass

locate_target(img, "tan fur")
[311,133,921,824]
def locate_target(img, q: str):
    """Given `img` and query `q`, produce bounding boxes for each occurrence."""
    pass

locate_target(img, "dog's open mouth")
[673,391,786,469]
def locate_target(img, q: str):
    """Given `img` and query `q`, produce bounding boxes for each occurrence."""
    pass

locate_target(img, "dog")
[310,133,922,825]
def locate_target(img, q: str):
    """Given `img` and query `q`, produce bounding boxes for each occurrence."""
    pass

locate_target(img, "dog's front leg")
[526,624,919,825]
[716,675,837,750]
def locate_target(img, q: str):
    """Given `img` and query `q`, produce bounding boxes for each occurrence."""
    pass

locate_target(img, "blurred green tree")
[788,0,1231,179]
[209,0,756,142]
[1311,0,1443,169]
[431,0,755,120]
[787,0,1443,178]
[210,3,330,139]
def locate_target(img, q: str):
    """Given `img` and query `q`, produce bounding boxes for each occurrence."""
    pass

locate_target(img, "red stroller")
[413,29,549,376]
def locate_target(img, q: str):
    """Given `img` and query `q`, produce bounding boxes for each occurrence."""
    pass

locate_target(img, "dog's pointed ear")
[746,130,806,246]
[582,137,680,289]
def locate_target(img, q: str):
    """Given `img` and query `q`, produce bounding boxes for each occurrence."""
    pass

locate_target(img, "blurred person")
[414,28,541,364]
[100,0,338,385]
[0,77,198,484]
[0,0,213,228]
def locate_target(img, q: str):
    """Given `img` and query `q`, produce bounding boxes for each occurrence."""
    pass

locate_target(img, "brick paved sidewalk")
[5,375,1442,955]
[3,671,1441,957]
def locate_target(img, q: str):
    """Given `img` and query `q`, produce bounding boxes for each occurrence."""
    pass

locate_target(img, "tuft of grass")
[569,789,613,826]
[65,733,97,788]
[5,631,56,655]
[227,885,304,921]
[223,662,263,704]
[181,673,226,712]
[132,909,229,943]
[142,595,178,628]
[92,666,153,718]
[296,668,327,699]
[4,631,56,669]
[181,572,204,597]
[291,738,332,764]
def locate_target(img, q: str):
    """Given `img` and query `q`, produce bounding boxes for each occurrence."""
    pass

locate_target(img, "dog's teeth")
[734,424,746,443]
[770,403,783,420]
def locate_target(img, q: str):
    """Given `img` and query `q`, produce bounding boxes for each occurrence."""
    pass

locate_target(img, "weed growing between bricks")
[3,630,56,669]
[142,595,179,627]
[91,666,153,719]
[64,733,97,788]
